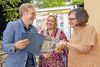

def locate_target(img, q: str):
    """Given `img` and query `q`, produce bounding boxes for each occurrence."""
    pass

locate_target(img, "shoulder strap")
[42,29,48,36]
[54,29,61,39]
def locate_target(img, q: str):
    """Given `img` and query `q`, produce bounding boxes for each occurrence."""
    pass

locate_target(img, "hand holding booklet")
[21,32,45,55]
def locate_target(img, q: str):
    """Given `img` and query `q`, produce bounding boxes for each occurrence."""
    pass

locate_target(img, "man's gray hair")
[19,3,35,16]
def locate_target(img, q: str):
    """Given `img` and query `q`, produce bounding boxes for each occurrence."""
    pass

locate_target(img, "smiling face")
[23,7,36,25]
[68,7,89,27]
[46,16,57,30]
[19,3,36,26]
[68,12,78,28]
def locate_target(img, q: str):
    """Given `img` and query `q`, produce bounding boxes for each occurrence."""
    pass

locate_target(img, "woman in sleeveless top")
[39,15,68,67]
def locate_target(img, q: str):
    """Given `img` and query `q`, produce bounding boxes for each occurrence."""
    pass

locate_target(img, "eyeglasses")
[68,18,77,20]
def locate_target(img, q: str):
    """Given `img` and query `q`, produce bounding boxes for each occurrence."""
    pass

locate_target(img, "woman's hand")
[43,52,52,59]
[55,41,66,53]
[44,35,52,41]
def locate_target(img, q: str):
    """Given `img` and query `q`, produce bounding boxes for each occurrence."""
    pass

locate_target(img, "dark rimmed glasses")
[68,18,77,20]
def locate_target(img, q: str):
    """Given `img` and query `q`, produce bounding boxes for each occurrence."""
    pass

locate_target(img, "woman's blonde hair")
[47,15,57,28]
[19,3,35,16]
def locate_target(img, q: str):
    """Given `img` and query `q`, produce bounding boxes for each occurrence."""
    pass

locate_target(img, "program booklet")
[21,32,45,55]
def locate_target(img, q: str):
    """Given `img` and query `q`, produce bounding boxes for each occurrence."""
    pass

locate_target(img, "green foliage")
[4,8,19,22]
[0,0,21,22]
[0,0,66,22]
[72,0,84,5]
[35,0,66,8]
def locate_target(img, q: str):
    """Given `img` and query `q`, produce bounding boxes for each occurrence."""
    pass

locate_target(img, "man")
[2,3,37,67]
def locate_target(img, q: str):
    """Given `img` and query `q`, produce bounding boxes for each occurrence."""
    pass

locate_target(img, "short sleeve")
[59,31,68,41]
[82,26,98,47]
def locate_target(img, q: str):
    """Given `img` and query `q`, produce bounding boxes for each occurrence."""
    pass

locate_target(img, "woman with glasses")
[64,7,99,67]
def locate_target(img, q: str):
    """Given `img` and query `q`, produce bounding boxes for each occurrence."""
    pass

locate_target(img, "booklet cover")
[21,32,45,55]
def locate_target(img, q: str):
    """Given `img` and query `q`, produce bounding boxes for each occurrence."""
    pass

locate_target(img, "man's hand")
[15,39,30,49]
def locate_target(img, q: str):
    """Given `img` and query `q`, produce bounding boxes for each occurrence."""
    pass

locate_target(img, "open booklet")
[40,37,60,53]
[21,32,45,55]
